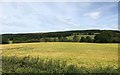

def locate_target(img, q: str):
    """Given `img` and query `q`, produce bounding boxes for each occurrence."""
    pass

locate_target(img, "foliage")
[80,37,85,42]
[2,38,9,44]
[2,56,119,74]
[1,30,120,44]
[80,36,93,43]
[85,36,93,43]
[94,30,120,43]
[88,32,94,35]
[72,34,80,42]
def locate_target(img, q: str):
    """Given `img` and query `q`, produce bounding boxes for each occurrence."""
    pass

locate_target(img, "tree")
[59,36,64,42]
[94,30,113,43]
[39,38,45,42]
[88,32,94,35]
[72,35,80,42]
[53,37,59,42]
[63,37,68,42]
[48,38,54,42]
[85,36,93,43]
[80,37,85,42]
[53,38,58,42]
[44,38,49,42]
[111,37,120,43]
[2,38,9,44]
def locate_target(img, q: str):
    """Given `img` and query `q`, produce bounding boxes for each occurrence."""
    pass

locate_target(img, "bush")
[85,36,93,43]
[72,35,80,42]
[2,56,119,74]
[94,31,113,43]
[2,38,9,44]
[80,37,85,42]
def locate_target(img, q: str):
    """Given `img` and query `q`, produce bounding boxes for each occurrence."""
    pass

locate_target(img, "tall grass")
[2,56,119,74]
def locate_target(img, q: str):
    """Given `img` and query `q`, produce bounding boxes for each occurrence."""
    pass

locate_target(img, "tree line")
[1,30,120,44]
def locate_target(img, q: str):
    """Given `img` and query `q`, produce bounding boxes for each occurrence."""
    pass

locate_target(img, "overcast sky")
[0,2,118,34]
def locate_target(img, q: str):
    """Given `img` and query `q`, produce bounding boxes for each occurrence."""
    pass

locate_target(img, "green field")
[1,42,119,73]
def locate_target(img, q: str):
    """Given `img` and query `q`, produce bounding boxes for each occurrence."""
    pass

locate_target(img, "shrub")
[2,56,119,74]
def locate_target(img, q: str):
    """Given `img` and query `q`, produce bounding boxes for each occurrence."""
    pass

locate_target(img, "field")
[1,42,119,74]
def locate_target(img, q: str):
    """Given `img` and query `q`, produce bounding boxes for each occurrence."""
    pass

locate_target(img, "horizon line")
[1,29,119,35]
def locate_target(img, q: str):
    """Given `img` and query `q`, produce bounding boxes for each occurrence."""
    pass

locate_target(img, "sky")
[0,0,119,2]
[0,2,118,34]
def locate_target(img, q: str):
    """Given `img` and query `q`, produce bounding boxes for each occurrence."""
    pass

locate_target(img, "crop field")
[1,42,119,74]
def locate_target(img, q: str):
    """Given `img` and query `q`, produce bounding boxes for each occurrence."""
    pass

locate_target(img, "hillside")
[1,30,120,44]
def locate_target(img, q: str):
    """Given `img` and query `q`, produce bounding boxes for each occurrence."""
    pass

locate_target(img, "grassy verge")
[2,56,119,74]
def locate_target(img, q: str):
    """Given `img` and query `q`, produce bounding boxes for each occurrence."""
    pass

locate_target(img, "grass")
[2,56,118,74]
[1,42,119,74]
